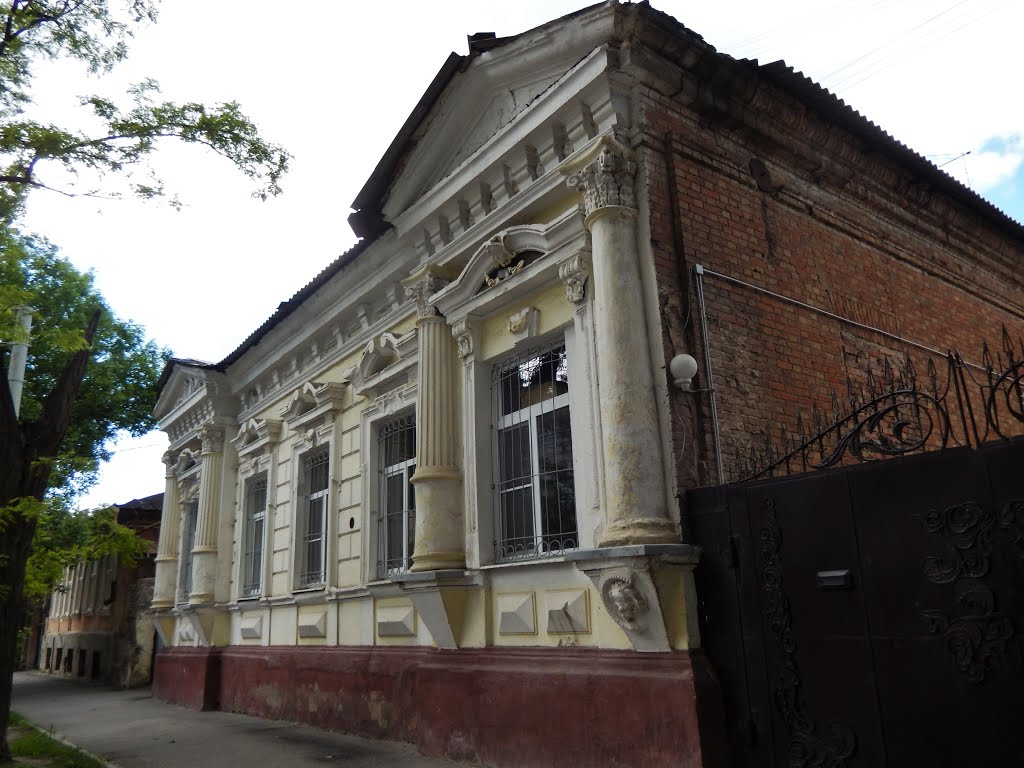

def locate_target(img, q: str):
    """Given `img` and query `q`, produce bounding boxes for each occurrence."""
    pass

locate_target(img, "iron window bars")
[377,414,416,577]
[492,341,578,562]
[241,472,268,597]
[298,449,329,588]
[178,499,199,602]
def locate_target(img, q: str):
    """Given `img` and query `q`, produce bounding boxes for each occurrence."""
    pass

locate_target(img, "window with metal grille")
[377,415,416,577]
[492,340,577,561]
[179,499,199,602]
[241,472,268,597]
[297,448,329,588]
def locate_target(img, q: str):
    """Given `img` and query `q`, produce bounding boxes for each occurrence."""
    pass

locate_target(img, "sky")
[15,0,1022,509]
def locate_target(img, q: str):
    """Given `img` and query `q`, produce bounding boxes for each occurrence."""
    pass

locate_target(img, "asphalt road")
[12,671,474,767]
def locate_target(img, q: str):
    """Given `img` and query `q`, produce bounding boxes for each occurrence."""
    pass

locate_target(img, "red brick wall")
[637,71,1024,492]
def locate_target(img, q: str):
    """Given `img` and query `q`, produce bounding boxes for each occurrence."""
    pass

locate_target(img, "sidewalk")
[12,671,474,768]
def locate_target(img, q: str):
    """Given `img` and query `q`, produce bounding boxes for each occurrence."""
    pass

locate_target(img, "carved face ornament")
[602,575,648,631]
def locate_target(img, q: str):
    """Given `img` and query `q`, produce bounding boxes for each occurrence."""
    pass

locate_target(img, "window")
[377,415,416,577]
[492,341,577,561]
[297,448,329,588]
[179,499,199,602]
[241,472,268,597]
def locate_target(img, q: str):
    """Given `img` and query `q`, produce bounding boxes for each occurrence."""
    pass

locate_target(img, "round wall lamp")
[670,353,699,391]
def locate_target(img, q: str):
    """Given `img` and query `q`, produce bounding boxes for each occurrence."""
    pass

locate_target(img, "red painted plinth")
[153,645,722,767]
[152,645,221,711]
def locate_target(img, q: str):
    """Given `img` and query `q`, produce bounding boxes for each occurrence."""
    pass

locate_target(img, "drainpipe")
[7,305,33,418]
[692,266,724,483]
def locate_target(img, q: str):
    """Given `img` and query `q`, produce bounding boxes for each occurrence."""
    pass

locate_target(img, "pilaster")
[564,134,678,546]
[402,265,466,572]
[190,426,224,604]
[152,451,181,609]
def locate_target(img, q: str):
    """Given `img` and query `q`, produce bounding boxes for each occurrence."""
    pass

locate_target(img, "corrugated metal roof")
[207,1,1024,383]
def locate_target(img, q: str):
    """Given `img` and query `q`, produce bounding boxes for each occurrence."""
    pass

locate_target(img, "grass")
[6,711,107,768]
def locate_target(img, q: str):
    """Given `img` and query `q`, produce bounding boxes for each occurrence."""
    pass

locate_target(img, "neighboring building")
[40,494,161,688]
[149,3,1024,766]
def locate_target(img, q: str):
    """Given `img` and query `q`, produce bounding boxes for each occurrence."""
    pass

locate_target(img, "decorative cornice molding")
[233,417,283,456]
[173,448,198,475]
[279,380,347,423]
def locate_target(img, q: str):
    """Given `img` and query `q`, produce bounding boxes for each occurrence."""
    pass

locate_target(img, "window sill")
[479,555,572,571]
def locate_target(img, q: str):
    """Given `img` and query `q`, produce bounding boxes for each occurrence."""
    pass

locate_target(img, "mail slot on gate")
[817,569,853,590]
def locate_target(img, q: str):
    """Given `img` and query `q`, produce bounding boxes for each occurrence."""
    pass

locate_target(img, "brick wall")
[636,64,1024,493]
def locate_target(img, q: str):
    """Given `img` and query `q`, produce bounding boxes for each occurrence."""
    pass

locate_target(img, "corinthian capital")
[402,264,456,319]
[199,425,225,454]
[563,134,637,218]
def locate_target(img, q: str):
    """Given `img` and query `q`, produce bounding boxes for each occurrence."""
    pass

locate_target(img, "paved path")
[13,671,473,767]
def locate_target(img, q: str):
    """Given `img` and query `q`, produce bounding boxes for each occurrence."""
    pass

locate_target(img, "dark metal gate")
[689,438,1024,766]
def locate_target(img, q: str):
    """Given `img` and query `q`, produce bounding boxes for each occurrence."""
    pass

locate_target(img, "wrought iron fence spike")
[846,377,858,411]
[1002,324,1014,360]
[982,341,994,371]
[866,368,879,400]
[883,357,895,391]
[905,353,917,389]
[927,358,939,398]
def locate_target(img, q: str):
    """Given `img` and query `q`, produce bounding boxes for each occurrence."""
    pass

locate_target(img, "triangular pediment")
[154,361,216,420]
[417,70,563,195]
[381,4,617,222]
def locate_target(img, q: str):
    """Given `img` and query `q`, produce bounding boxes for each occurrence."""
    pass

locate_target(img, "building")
[40,493,161,688]
[149,2,1024,766]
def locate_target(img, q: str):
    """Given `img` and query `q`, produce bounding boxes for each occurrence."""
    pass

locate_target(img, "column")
[403,265,465,571]
[189,425,224,604]
[151,451,180,608]
[565,134,678,547]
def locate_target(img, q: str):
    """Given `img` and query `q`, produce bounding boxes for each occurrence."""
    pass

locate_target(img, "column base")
[598,516,680,548]
[409,551,467,572]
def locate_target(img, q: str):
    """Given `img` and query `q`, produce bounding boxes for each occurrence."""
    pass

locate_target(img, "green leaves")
[19,498,150,602]
[1,230,169,491]
[0,1,289,223]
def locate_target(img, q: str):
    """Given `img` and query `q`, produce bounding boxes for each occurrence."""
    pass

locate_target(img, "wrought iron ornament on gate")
[736,328,1024,481]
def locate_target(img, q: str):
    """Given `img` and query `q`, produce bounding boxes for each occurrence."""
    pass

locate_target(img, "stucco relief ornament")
[558,253,591,304]
[600,573,649,631]
[568,143,637,217]
[507,308,532,335]
[451,318,474,359]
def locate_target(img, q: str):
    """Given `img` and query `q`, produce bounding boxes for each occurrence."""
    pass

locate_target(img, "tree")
[0,2,290,759]
[0,231,167,760]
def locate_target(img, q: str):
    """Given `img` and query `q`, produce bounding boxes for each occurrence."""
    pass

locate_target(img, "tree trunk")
[0,510,35,763]
[0,308,101,763]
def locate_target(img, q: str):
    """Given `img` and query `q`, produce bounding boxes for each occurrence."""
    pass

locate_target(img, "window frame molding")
[283,380,346,595]
[231,417,281,603]
[430,208,603,568]
[175,470,201,606]
[358,378,419,584]
[492,338,578,561]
